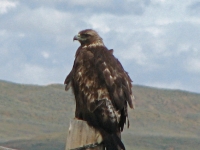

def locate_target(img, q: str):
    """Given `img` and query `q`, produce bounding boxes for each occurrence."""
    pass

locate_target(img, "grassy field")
[0,80,200,150]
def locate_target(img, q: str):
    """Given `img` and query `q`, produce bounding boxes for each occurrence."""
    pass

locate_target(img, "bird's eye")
[82,34,90,37]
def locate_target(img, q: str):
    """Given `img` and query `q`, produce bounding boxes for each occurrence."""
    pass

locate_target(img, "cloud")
[0,0,200,93]
[185,58,200,73]
[17,64,47,84]
[69,0,110,6]
[8,7,74,34]
[187,1,200,16]
[153,0,166,3]
[0,0,18,14]
[9,64,67,85]
[20,0,152,17]
[41,51,50,59]
[155,18,174,25]
[62,0,151,16]
[144,27,164,37]
[119,44,149,66]
[87,15,111,33]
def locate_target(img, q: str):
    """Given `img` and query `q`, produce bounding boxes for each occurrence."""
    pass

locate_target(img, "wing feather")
[64,70,73,91]
[95,48,134,110]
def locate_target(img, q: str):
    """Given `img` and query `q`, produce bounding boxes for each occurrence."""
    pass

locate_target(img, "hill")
[0,80,200,150]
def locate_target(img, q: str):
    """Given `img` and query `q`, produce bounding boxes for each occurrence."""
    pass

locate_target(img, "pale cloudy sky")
[0,0,200,93]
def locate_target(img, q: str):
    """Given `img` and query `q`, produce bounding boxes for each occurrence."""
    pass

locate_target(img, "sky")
[0,0,200,93]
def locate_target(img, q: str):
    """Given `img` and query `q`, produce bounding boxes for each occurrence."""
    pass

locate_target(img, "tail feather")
[103,134,125,150]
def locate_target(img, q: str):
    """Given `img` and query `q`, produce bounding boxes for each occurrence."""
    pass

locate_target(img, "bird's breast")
[74,59,110,103]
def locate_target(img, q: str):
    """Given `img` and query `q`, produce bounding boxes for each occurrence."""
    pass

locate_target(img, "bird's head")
[73,29,104,47]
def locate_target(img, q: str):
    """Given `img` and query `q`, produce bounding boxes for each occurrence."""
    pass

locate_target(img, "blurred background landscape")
[1,1,200,149]
[0,80,199,150]
[1,0,200,93]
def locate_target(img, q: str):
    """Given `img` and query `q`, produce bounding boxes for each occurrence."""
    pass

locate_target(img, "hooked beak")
[73,34,81,41]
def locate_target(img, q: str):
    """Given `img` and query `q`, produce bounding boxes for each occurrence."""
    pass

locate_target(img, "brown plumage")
[64,29,135,150]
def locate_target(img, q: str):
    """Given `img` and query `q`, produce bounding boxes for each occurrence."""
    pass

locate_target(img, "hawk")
[64,29,134,150]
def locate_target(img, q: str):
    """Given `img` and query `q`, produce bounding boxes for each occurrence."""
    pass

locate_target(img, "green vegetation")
[0,80,200,150]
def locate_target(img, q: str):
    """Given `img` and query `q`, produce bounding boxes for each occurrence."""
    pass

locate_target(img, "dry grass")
[0,80,200,150]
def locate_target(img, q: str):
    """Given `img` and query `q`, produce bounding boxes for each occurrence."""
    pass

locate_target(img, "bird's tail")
[103,133,125,150]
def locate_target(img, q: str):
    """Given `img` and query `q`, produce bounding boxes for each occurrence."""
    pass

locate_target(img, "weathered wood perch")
[66,118,104,150]
[0,146,17,150]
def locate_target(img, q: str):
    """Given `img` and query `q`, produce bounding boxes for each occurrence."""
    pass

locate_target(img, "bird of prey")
[64,29,134,150]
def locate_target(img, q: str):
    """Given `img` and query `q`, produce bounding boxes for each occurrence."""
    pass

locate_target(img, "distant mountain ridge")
[0,80,200,150]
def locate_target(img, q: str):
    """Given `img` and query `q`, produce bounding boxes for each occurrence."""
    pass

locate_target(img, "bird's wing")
[95,48,134,110]
[64,69,73,91]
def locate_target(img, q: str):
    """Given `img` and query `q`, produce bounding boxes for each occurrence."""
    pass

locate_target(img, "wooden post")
[66,118,104,150]
[0,146,17,150]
